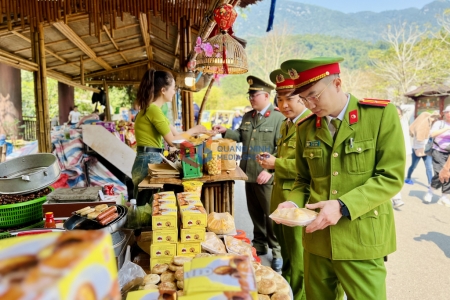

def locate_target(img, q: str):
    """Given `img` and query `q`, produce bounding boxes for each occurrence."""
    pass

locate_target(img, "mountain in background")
[234,0,450,41]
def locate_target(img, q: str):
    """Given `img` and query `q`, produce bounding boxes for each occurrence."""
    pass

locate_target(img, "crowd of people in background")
[398,105,450,208]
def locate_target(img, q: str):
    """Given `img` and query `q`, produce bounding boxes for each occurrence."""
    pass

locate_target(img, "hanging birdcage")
[196,34,248,74]
[195,4,248,75]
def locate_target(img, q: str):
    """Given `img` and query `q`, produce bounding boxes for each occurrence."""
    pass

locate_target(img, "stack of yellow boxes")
[177,192,207,256]
[150,191,178,269]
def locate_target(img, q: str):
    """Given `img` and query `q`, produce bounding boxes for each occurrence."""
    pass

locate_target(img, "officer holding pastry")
[257,69,311,299]
[276,57,405,299]
[213,76,285,271]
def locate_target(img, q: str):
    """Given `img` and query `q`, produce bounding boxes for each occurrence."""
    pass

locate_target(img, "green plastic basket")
[0,189,51,228]
[0,220,45,240]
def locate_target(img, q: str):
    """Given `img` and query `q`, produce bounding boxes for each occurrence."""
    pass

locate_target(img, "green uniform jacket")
[271,109,312,210]
[288,95,405,260]
[225,104,285,183]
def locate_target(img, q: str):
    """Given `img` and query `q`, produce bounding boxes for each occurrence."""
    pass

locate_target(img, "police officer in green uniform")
[213,76,285,271]
[256,69,310,299]
[275,57,405,300]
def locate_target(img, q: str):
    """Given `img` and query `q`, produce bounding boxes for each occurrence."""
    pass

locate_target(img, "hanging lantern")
[214,4,237,32]
[196,4,247,75]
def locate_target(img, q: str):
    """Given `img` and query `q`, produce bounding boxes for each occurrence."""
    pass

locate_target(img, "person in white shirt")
[68,106,81,125]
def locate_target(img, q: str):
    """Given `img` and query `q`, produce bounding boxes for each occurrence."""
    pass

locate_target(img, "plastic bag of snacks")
[206,152,221,175]
[182,181,203,197]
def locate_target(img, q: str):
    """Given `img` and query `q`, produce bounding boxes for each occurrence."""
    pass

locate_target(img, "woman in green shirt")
[132,69,206,205]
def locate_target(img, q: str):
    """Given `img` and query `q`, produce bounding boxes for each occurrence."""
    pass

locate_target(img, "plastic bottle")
[44,212,56,228]
[64,124,70,139]
[127,199,141,229]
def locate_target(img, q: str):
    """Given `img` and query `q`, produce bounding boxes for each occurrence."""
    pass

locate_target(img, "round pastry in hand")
[271,292,291,300]
[151,263,169,274]
[143,274,160,285]
[160,270,176,282]
[257,279,277,295]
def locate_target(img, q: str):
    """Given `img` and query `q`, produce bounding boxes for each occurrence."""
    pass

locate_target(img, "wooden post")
[198,78,215,126]
[209,186,214,213]
[103,79,111,121]
[80,56,85,85]
[1,144,6,163]
[230,181,235,216]
[32,23,51,153]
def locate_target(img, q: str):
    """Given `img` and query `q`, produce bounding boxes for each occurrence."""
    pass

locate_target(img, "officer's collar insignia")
[276,74,285,83]
[288,68,299,80]
[315,117,322,128]
[252,111,256,118]
[296,113,315,126]
[264,111,271,117]
[248,79,253,85]
[359,98,390,107]
[349,110,358,124]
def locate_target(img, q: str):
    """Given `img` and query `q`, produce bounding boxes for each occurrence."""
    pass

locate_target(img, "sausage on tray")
[96,206,117,221]
[99,213,119,226]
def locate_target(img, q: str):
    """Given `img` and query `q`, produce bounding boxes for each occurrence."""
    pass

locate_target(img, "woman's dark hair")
[136,69,174,112]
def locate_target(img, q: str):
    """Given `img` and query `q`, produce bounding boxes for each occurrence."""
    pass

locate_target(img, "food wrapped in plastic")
[201,232,227,254]
[269,207,318,227]
[207,212,235,235]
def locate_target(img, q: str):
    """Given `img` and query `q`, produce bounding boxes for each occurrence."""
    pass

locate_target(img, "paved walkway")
[233,154,450,299]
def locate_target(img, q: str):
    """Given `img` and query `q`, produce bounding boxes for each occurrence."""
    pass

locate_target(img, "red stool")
[241,237,251,244]
[234,229,246,239]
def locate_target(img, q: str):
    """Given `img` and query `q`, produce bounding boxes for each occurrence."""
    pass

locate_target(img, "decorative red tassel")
[222,36,229,74]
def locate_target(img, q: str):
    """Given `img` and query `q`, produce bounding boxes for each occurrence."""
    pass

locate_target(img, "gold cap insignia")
[248,79,253,85]
[288,69,299,80]
[276,74,285,83]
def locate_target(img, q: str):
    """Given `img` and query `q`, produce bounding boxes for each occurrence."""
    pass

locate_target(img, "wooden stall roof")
[405,84,450,98]
[0,0,261,91]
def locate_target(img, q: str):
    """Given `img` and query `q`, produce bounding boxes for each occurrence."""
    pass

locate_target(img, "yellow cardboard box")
[150,257,173,270]
[153,191,176,199]
[0,231,120,300]
[152,207,178,230]
[177,241,201,256]
[127,289,177,300]
[152,229,178,244]
[151,242,177,258]
[180,228,206,242]
[180,205,207,228]
[183,256,256,296]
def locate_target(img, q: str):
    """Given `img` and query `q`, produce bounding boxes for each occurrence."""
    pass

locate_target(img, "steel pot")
[0,154,61,194]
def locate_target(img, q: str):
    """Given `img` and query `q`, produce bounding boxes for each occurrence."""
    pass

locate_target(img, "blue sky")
[293,0,437,13]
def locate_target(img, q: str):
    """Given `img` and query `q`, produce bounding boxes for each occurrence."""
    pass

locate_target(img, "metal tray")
[46,187,102,203]
[63,205,128,234]
[0,154,61,195]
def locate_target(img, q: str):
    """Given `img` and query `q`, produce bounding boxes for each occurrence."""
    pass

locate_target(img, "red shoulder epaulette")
[358,98,390,107]
[296,113,315,126]
[274,107,280,111]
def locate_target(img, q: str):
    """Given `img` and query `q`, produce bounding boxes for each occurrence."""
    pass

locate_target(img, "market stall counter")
[138,167,248,216]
